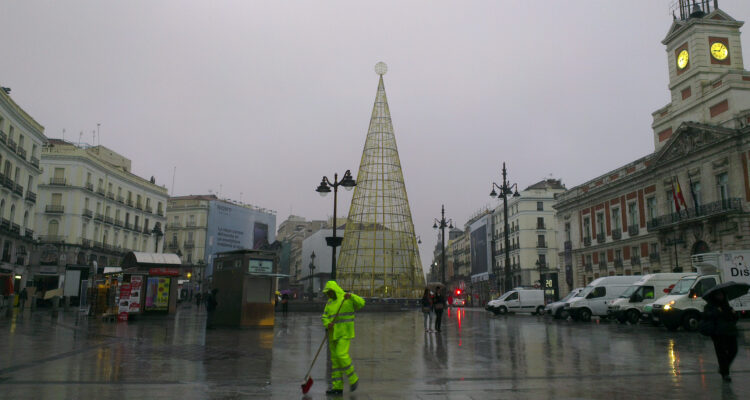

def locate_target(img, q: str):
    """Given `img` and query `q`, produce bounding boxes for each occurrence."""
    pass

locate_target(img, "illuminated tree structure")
[337,62,425,298]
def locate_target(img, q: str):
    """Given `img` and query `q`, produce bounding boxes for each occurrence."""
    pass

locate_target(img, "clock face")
[710,42,729,61]
[677,50,689,69]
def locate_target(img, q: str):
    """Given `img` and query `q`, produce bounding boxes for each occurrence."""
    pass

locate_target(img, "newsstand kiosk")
[211,249,283,327]
[120,252,182,319]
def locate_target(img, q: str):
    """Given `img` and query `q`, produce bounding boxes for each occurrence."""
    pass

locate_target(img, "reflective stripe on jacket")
[321,281,365,340]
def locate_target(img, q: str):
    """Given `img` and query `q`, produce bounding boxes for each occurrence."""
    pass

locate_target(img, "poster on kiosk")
[129,276,143,313]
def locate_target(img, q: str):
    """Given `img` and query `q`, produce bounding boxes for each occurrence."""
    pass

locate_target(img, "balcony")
[82,209,93,219]
[647,199,743,230]
[145,205,153,213]
[168,221,182,228]
[596,233,605,244]
[0,130,5,143]
[0,218,9,231]
[583,237,592,247]
[96,187,106,196]
[611,228,622,240]
[7,138,16,152]
[94,213,104,222]
[30,156,39,168]
[134,224,142,232]
[631,256,641,266]
[117,195,124,203]
[167,241,179,250]
[25,229,33,239]
[536,222,546,230]
[92,241,103,249]
[126,199,133,207]
[16,146,26,160]
[184,240,195,249]
[45,205,65,214]
[536,241,547,249]
[104,216,114,225]
[49,177,67,186]
[614,259,623,268]
[584,263,593,272]
[41,235,65,243]
[125,222,133,230]
[107,191,115,200]
[649,253,661,262]
[3,176,15,189]
[628,224,639,236]
[598,260,607,270]
[25,191,36,203]
[186,221,197,227]
[135,203,143,210]
[114,219,123,227]
[143,227,151,234]
[81,238,91,248]
[10,223,20,234]
[13,183,23,196]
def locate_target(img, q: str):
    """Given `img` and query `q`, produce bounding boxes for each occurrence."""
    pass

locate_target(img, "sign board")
[118,283,131,321]
[129,276,143,313]
[149,268,179,276]
[248,259,273,274]
[63,270,81,297]
[145,277,170,311]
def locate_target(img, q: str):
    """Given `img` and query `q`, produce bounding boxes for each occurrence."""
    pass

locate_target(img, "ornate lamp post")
[432,205,453,283]
[308,251,316,300]
[151,224,164,253]
[316,170,356,280]
[490,162,520,292]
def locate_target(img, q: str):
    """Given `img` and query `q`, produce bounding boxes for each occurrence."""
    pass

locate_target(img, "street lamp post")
[432,205,453,284]
[308,251,316,300]
[536,259,546,298]
[316,170,356,281]
[151,224,164,253]
[490,162,520,292]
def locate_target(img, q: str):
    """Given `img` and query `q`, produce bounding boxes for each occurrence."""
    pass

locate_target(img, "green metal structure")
[337,62,425,298]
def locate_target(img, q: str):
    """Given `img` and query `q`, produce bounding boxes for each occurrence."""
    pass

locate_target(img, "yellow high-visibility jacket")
[321,281,365,340]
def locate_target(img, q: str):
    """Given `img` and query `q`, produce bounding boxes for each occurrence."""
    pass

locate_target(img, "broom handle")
[304,296,348,380]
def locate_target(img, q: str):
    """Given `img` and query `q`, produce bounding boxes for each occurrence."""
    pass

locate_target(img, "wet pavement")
[0,305,748,399]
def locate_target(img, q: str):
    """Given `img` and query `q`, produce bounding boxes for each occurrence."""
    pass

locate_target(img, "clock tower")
[651,1,750,150]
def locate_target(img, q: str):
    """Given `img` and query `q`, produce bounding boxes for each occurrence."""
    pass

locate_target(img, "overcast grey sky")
[2,1,749,274]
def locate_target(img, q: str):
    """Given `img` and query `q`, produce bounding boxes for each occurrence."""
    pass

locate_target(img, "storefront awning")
[121,252,181,268]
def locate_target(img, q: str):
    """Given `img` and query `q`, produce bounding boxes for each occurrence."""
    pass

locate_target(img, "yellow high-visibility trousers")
[329,337,358,390]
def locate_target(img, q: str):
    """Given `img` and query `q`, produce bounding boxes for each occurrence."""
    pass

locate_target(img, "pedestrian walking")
[322,281,365,395]
[703,289,739,382]
[19,288,27,309]
[421,288,434,332]
[195,292,202,308]
[206,289,218,329]
[433,287,446,332]
[281,293,289,316]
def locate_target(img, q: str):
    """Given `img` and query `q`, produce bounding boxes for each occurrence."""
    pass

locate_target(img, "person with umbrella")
[701,282,748,382]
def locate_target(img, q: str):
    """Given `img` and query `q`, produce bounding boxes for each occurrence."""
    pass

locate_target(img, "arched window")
[0,199,5,219]
[48,220,60,236]
[9,204,16,224]
[22,211,28,229]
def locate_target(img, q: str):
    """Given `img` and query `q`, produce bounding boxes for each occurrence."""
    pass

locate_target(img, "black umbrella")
[701,281,750,301]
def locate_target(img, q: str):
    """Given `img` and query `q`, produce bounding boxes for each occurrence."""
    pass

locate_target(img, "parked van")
[607,273,696,324]
[649,251,750,331]
[566,276,641,321]
[486,288,545,315]
[544,288,583,319]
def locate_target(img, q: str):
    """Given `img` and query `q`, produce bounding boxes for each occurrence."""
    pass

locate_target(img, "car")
[544,288,583,319]
[452,298,465,307]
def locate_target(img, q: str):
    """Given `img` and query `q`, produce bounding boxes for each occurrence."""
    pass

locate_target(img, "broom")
[300,296,347,394]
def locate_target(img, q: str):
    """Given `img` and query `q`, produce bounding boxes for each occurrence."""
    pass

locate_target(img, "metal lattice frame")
[338,64,425,298]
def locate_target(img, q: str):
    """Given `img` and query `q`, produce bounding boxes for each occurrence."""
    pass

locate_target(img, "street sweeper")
[322,281,365,395]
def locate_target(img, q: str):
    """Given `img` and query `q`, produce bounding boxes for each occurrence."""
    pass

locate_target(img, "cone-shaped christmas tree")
[338,62,425,298]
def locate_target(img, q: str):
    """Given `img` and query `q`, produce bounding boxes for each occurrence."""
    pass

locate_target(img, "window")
[48,220,59,236]
[144,218,150,231]
[717,173,729,202]
[585,254,592,266]
[506,292,519,301]
[53,168,65,179]
[646,197,656,221]
[189,214,196,226]
[599,251,606,264]
[666,191,676,213]
[691,181,702,207]
[82,223,87,239]
[583,217,591,239]
[537,201,544,211]
[590,287,606,298]
[157,202,163,214]
[86,172,92,185]
[596,212,605,235]
[125,212,130,224]
[631,246,640,258]
[628,202,638,226]
[96,201,101,214]
[537,235,545,247]
[51,193,62,206]
[22,211,28,229]
[537,217,545,229]
[538,254,546,266]
[650,243,658,255]
[615,249,622,261]
[694,278,717,297]
[612,207,621,230]
[105,206,111,217]
[188,231,194,241]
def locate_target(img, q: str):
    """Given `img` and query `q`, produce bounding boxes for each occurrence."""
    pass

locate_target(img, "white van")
[649,251,750,331]
[486,288,545,315]
[607,273,696,324]
[567,276,641,321]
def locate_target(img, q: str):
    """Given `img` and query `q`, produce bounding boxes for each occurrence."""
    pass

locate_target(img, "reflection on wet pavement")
[0,305,747,399]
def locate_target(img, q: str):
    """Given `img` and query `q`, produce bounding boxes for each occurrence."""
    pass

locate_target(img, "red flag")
[674,178,688,210]
[670,179,681,212]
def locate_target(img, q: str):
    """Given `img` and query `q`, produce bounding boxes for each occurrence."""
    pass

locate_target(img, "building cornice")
[0,90,45,140]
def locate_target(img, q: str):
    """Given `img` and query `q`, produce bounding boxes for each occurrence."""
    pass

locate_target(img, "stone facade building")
[555,7,750,294]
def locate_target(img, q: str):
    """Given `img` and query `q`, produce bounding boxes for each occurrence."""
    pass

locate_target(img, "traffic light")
[455,289,462,296]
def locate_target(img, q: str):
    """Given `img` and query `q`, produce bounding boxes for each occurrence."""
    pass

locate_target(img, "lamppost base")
[325,237,343,247]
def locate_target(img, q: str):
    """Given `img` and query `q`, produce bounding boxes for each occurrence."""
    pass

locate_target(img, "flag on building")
[670,179,681,212]
[674,177,688,210]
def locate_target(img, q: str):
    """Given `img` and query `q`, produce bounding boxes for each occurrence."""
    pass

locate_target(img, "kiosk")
[212,249,283,327]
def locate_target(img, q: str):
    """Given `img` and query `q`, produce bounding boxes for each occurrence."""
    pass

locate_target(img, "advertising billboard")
[470,225,488,276]
[205,200,276,276]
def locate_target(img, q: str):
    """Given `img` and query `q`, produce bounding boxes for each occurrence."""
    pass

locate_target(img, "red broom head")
[301,377,313,394]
